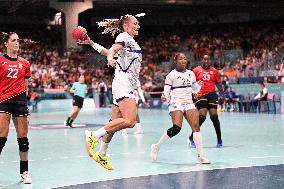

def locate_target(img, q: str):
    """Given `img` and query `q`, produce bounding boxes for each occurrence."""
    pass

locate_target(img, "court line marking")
[2,142,284,163]
[248,155,282,159]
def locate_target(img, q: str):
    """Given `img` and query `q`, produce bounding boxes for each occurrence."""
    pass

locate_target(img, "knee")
[167,124,181,138]
[125,119,137,128]
[210,114,219,122]
[17,137,29,152]
[0,137,7,153]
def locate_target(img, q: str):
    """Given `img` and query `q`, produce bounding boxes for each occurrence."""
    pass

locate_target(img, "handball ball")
[72,26,88,41]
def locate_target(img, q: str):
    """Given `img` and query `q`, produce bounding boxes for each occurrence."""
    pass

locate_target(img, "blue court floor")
[0,107,284,189]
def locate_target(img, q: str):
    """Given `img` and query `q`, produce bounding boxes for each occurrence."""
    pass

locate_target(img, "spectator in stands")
[98,79,107,107]
[29,90,39,112]
[91,78,99,108]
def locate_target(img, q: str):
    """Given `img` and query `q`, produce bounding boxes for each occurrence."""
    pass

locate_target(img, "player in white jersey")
[78,15,142,170]
[122,80,149,134]
[150,52,210,164]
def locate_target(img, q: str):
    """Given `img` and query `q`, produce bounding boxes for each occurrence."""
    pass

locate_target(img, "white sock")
[136,123,141,129]
[99,140,109,156]
[193,132,204,157]
[94,127,107,138]
[156,131,170,148]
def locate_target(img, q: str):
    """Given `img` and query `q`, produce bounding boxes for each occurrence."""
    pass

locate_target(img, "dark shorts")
[0,92,29,117]
[194,92,219,110]
[73,95,84,109]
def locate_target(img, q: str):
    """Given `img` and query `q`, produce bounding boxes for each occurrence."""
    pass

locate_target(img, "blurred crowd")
[1,23,284,94]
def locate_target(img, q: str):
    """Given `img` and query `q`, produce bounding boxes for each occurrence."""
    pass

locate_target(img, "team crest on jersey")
[210,71,213,74]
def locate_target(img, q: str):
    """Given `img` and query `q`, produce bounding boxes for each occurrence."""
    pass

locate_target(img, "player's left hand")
[107,59,116,67]
[197,80,204,86]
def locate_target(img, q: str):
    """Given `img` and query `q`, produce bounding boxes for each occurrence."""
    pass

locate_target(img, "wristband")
[92,43,104,53]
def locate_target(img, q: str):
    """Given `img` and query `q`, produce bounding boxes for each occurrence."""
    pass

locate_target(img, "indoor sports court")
[0,105,284,189]
[1,0,284,189]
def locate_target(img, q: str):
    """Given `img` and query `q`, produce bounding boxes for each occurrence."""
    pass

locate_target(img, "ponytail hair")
[96,14,133,37]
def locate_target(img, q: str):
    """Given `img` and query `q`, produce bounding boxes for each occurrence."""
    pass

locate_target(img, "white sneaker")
[134,127,143,135]
[122,129,128,135]
[150,144,159,161]
[197,156,211,164]
[21,171,32,184]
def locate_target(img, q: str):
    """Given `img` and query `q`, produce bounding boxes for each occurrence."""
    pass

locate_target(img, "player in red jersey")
[188,54,224,148]
[0,32,32,184]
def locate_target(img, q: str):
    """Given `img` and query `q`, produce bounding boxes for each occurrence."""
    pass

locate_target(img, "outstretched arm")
[77,36,108,56]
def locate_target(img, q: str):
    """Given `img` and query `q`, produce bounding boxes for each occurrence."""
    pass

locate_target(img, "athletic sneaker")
[187,138,196,148]
[216,140,223,148]
[84,130,99,157]
[134,127,143,135]
[21,171,32,184]
[150,144,159,161]
[93,152,113,170]
[64,121,73,128]
[197,156,211,164]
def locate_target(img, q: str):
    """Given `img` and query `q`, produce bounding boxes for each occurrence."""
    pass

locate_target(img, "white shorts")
[112,77,136,106]
[168,102,196,112]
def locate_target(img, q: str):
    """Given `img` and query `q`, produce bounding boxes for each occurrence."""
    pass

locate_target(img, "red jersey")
[193,66,221,97]
[0,54,30,102]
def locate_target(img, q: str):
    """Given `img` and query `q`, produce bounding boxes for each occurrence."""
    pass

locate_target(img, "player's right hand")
[161,94,167,102]
[77,35,93,46]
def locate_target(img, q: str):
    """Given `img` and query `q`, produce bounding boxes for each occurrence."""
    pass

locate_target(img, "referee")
[65,75,87,127]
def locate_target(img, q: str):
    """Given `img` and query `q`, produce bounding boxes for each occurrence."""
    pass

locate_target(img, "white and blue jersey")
[163,69,200,112]
[112,32,142,103]
[71,82,87,98]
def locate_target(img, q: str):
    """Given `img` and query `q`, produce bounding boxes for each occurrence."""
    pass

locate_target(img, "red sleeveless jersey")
[0,54,30,102]
[193,66,221,97]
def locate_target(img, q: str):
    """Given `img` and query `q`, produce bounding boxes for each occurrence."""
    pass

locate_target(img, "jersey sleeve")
[115,32,132,46]
[163,73,173,100]
[24,60,31,78]
[71,82,77,90]
[164,72,173,86]
[214,69,221,84]
[192,67,199,80]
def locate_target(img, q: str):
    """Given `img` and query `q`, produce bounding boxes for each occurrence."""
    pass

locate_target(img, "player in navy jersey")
[150,52,210,164]
[0,32,32,184]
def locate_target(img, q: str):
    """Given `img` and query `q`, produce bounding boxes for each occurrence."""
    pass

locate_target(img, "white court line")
[248,155,282,159]
[165,150,175,152]
[136,151,145,154]
[120,152,130,155]
[2,143,284,163]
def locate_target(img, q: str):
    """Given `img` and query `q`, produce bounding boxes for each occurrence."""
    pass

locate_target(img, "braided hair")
[96,14,133,37]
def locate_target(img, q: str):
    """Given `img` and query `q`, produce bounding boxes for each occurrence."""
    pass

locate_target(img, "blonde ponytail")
[96,15,133,37]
